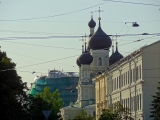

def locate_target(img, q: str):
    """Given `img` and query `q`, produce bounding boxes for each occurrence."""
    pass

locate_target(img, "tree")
[99,101,133,120]
[23,94,52,120]
[150,82,160,120]
[73,110,95,120]
[0,51,28,120]
[35,87,63,120]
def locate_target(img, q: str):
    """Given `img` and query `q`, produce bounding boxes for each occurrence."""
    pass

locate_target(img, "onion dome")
[76,45,84,67]
[109,42,123,65]
[88,19,112,50]
[76,58,81,67]
[88,15,96,28]
[78,42,93,65]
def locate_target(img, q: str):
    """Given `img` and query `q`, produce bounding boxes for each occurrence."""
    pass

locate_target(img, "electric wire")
[0,1,111,22]
[2,41,81,50]
[119,25,132,43]
[0,33,159,41]
[0,30,82,36]
[6,51,75,67]
[103,0,160,7]
[0,0,159,22]
[0,54,79,72]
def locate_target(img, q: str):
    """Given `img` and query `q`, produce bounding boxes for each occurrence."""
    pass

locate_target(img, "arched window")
[98,57,102,66]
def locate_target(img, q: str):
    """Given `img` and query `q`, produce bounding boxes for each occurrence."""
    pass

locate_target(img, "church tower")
[88,16,112,73]
[76,42,95,107]
[76,11,112,107]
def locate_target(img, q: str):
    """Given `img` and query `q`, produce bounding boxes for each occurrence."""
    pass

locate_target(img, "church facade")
[60,15,112,120]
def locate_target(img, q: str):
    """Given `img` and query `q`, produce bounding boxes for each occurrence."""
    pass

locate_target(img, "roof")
[109,40,160,70]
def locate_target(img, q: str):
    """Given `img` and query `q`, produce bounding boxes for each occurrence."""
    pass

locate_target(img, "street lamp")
[125,22,140,27]
[132,22,139,27]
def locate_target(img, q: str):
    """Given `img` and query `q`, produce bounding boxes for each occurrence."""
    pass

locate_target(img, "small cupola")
[109,42,123,65]
[78,42,93,65]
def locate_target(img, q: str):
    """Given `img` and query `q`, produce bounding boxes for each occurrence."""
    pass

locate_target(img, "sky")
[0,0,160,84]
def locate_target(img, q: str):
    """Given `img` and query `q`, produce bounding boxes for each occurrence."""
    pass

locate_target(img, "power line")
[0,0,159,22]
[0,54,78,72]
[0,19,159,23]
[0,1,111,22]
[119,35,160,46]
[0,33,159,40]
[104,0,160,7]
[6,51,74,67]
[2,41,81,50]
[1,36,159,51]
[119,25,132,43]
[0,30,82,36]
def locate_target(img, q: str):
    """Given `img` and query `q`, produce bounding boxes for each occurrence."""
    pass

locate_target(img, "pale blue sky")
[0,0,160,84]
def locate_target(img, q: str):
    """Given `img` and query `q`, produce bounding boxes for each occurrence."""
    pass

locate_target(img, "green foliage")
[0,51,28,120]
[23,94,52,120]
[73,110,95,120]
[34,87,63,120]
[99,101,133,120]
[150,82,160,120]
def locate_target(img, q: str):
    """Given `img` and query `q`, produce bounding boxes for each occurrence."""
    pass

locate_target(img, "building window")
[113,79,114,91]
[136,66,138,80]
[124,73,126,86]
[133,68,135,82]
[119,76,121,88]
[115,78,116,90]
[131,97,132,111]
[130,69,132,83]
[139,65,141,79]
[117,77,119,89]
[122,74,123,87]
[128,71,130,84]
[137,95,139,110]
[128,98,130,109]
[98,57,102,66]
[126,72,127,85]
[140,94,141,110]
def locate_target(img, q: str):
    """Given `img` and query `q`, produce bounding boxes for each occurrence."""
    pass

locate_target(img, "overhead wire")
[2,41,81,50]
[103,0,160,7]
[0,30,82,36]
[119,25,132,43]
[0,33,160,41]
[0,1,111,22]
[0,0,159,22]
[119,34,160,46]
[0,54,79,72]
[1,40,160,73]
[6,51,75,67]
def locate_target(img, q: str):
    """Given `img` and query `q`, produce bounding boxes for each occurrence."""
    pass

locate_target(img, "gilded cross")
[95,7,104,20]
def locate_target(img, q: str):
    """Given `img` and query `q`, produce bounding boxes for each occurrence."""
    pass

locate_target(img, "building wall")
[60,108,82,120]
[142,41,160,120]
[93,74,108,120]
[103,41,160,120]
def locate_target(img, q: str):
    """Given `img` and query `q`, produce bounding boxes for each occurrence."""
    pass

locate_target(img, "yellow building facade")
[93,73,108,120]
